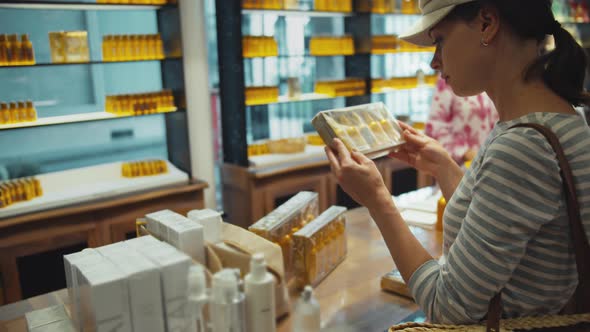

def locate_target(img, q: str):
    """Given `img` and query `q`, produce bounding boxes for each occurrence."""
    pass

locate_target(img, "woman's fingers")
[325,145,341,175]
[351,150,371,165]
[398,121,419,135]
[332,138,354,166]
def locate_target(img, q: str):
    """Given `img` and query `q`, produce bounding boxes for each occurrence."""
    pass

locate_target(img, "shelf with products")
[0,56,181,68]
[0,2,174,11]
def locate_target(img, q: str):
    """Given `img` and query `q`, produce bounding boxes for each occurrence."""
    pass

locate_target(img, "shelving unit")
[0,0,212,306]
[215,0,432,224]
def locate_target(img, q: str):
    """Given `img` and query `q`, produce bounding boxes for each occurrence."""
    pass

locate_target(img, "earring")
[481,38,489,47]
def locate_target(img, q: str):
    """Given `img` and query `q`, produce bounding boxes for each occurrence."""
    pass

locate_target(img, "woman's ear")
[478,5,500,44]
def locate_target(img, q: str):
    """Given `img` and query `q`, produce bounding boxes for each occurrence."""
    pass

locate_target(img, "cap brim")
[399,5,457,47]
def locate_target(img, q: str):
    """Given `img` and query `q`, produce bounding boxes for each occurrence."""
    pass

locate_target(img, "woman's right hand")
[389,121,455,177]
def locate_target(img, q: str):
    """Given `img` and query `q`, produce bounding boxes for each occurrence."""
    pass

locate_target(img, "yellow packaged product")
[312,102,405,159]
[249,191,319,276]
[293,206,347,288]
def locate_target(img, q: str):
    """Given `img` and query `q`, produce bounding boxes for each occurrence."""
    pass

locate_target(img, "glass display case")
[0,1,192,187]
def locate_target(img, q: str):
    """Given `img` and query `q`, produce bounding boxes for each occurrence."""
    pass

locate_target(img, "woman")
[325,0,590,324]
[426,76,498,165]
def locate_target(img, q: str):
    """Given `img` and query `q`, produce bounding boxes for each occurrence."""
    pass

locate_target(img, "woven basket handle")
[485,123,590,332]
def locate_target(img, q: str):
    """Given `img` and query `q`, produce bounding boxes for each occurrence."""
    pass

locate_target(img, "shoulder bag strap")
[486,123,590,332]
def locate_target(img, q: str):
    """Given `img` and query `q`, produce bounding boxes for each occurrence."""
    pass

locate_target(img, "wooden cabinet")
[222,159,428,227]
[0,181,207,305]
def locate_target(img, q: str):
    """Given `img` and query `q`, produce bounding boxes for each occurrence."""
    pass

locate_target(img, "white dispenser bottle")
[187,265,208,332]
[293,285,321,332]
[244,253,276,332]
[210,269,246,332]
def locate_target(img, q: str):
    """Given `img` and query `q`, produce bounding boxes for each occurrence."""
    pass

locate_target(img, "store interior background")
[1,0,590,306]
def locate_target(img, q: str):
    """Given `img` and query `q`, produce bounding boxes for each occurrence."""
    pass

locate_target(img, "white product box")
[63,249,103,332]
[97,244,165,332]
[125,237,194,332]
[145,209,177,239]
[29,320,76,332]
[145,210,205,264]
[77,258,132,332]
[187,209,223,243]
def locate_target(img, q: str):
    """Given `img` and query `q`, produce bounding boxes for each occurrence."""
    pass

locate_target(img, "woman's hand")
[389,121,454,178]
[325,138,392,211]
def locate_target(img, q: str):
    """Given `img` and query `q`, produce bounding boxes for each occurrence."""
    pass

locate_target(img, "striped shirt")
[408,112,590,324]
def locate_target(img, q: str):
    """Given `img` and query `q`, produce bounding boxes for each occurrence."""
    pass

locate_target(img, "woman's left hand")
[325,138,393,211]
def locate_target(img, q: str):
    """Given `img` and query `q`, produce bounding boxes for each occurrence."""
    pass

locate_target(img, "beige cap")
[399,0,476,46]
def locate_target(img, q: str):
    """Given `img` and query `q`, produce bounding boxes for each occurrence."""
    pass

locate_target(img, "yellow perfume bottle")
[361,111,390,145]
[8,102,18,123]
[0,35,7,66]
[155,34,164,59]
[20,34,34,65]
[349,112,380,147]
[339,115,370,150]
[7,34,19,64]
[26,101,36,121]
[0,103,8,124]
[17,101,27,122]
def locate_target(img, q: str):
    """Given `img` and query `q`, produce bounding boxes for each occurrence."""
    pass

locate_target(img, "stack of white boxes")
[57,208,224,332]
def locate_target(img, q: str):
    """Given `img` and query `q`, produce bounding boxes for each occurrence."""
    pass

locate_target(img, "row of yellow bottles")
[248,141,270,157]
[372,74,438,93]
[315,0,352,12]
[372,35,399,54]
[105,90,176,116]
[249,192,319,277]
[102,34,164,62]
[0,177,43,209]
[243,36,278,58]
[49,31,89,64]
[242,0,283,9]
[293,206,347,288]
[370,0,396,13]
[309,36,355,56]
[315,78,366,97]
[401,0,420,14]
[245,86,279,106]
[306,133,325,146]
[97,0,174,4]
[122,160,168,178]
[372,35,435,54]
[0,34,35,66]
[0,101,37,125]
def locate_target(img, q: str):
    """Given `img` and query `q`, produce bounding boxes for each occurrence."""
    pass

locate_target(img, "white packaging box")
[145,210,205,264]
[187,209,223,243]
[97,244,166,332]
[26,305,75,332]
[77,258,132,332]
[63,249,103,332]
[125,236,194,332]
[145,209,177,240]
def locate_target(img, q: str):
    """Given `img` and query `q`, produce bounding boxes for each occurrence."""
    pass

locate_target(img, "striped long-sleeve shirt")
[408,112,590,324]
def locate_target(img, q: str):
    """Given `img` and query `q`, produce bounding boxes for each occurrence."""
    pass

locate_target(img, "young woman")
[325,0,590,324]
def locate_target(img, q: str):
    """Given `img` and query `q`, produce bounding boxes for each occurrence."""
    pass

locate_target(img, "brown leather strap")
[485,123,590,332]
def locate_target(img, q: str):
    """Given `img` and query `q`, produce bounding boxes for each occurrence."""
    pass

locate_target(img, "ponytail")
[526,23,590,107]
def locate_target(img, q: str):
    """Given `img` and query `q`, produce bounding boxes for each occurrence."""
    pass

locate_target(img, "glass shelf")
[0,108,179,130]
[242,50,433,60]
[0,57,182,68]
[242,8,354,17]
[0,1,172,11]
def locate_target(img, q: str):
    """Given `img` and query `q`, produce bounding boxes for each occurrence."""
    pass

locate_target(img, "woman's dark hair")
[447,0,590,106]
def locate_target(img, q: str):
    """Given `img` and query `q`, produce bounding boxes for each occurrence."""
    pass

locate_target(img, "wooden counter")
[0,207,442,332]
